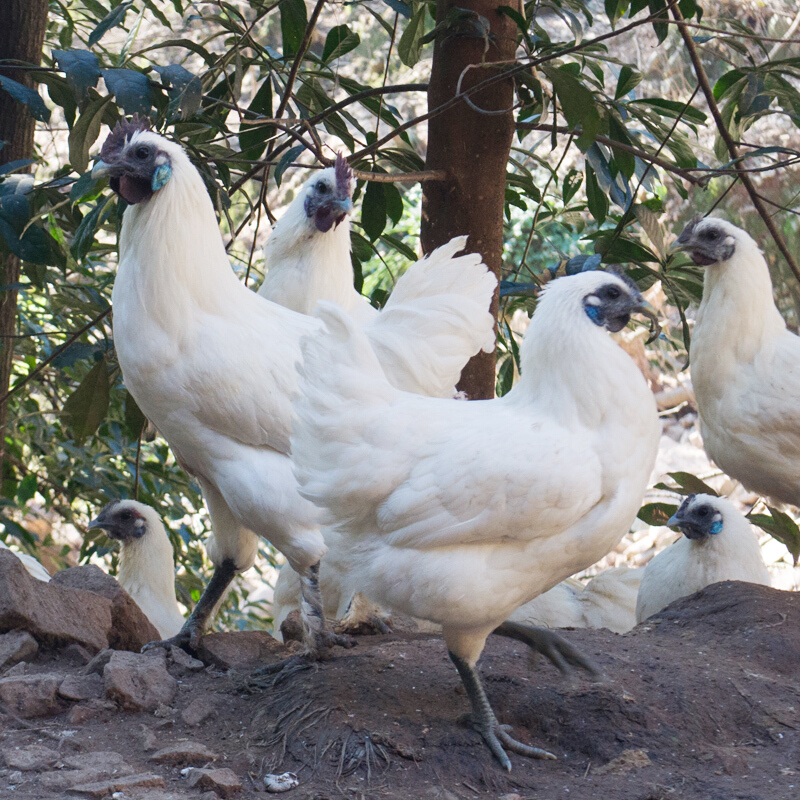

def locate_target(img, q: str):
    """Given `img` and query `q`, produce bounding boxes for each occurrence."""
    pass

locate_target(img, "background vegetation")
[1,0,799,626]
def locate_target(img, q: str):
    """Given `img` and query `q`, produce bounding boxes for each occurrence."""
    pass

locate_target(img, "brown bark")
[420,0,520,400]
[0,0,49,482]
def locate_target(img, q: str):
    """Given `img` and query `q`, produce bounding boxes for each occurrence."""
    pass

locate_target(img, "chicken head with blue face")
[91,116,173,205]
[303,153,354,233]
[667,494,724,541]
[582,273,658,333]
[673,216,737,267]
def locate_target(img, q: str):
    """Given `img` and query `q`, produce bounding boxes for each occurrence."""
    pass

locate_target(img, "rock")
[63,751,131,772]
[66,772,165,796]
[185,767,242,797]
[40,753,135,791]
[2,743,60,770]
[7,769,24,786]
[104,650,177,711]
[278,611,303,644]
[61,643,94,665]
[85,648,114,675]
[59,672,104,701]
[52,565,160,651]
[181,695,217,726]
[0,672,62,718]
[168,646,204,673]
[595,748,652,775]
[0,550,112,651]
[150,741,217,765]
[196,631,284,670]
[0,631,38,669]
[3,661,28,676]
[140,726,158,751]
[66,698,116,725]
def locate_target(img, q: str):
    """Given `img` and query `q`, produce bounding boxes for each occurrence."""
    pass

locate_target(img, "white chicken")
[291,271,661,769]
[674,217,800,507]
[88,500,185,639]
[90,118,494,659]
[635,493,771,623]
[0,539,51,582]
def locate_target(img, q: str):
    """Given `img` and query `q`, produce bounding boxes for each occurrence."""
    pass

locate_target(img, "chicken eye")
[605,286,621,300]
[701,229,719,240]
[119,510,133,520]
[316,183,329,194]
[135,146,150,160]
[696,506,709,517]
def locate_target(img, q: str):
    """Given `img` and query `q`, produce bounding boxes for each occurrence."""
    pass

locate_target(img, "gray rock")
[59,672,104,701]
[0,672,62,718]
[52,565,160,651]
[104,650,177,711]
[150,741,217,766]
[181,695,217,726]
[0,550,112,652]
[185,767,242,797]
[197,631,284,670]
[0,631,38,670]
[65,771,165,796]
[2,743,60,770]
[66,698,116,725]
[168,646,204,672]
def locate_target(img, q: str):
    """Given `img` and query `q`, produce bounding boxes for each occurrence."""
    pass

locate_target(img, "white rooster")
[89,500,186,639]
[635,493,771,623]
[0,539,51,582]
[291,271,661,769]
[90,118,494,659]
[674,216,800,507]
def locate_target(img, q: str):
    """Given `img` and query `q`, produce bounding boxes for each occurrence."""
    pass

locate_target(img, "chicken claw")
[335,593,393,636]
[493,621,601,678]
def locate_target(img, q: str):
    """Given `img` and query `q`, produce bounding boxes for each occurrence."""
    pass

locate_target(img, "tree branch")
[673,6,800,284]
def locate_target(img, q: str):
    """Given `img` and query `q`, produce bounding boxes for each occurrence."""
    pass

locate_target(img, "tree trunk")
[421,0,520,399]
[0,0,49,483]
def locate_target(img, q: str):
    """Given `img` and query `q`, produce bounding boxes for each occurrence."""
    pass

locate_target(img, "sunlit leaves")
[398,5,427,67]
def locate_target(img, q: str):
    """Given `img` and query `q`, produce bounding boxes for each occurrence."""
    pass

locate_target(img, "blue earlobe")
[710,520,723,535]
[585,304,602,324]
[151,163,172,192]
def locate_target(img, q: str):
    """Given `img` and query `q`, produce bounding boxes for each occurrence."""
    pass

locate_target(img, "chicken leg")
[142,558,238,653]
[297,562,356,658]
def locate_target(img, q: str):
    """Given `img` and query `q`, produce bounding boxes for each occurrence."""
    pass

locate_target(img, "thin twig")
[673,6,800,284]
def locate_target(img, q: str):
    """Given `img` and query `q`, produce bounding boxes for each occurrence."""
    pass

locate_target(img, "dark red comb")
[100,114,151,162]
[335,152,353,199]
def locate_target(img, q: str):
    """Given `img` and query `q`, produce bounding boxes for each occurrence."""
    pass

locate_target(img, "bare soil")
[2,580,799,800]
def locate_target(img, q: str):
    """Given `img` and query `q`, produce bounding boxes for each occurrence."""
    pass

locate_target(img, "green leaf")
[713,69,745,101]
[61,357,111,443]
[102,69,152,116]
[322,24,361,62]
[0,76,50,123]
[542,65,601,150]
[88,1,134,47]
[615,65,642,100]
[53,49,101,103]
[68,95,112,175]
[648,0,668,43]
[631,98,707,125]
[398,6,426,68]
[274,145,305,186]
[604,0,629,27]
[123,390,147,441]
[239,78,273,160]
[748,507,800,566]
[654,472,719,497]
[16,473,37,505]
[585,165,608,224]
[152,64,202,119]
[362,181,387,241]
[384,182,403,225]
[637,502,678,527]
[71,195,114,262]
[280,0,309,58]
[382,0,412,18]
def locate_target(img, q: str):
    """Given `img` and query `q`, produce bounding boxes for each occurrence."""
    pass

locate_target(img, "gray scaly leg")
[449,651,556,771]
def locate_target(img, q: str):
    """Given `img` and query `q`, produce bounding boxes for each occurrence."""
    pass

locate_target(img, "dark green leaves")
[322,25,361,62]
[152,65,202,119]
[615,66,643,100]
[748,507,800,566]
[398,6,426,67]
[638,502,678,526]
[655,472,719,497]
[274,145,305,186]
[280,0,309,59]
[68,95,112,174]
[123,390,147,441]
[61,356,111,443]
[0,76,50,123]
[53,50,101,103]
[542,65,601,150]
[585,166,608,224]
[102,69,152,116]
[362,181,387,241]
[88,1,134,47]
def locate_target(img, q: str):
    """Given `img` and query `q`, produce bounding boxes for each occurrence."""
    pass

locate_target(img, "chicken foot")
[449,651,556,771]
[493,621,601,677]
[142,558,238,654]
[335,592,393,635]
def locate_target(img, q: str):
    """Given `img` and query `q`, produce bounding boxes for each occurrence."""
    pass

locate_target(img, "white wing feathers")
[364,236,497,397]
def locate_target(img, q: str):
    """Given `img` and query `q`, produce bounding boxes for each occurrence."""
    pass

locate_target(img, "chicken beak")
[632,298,660,343]
[91,159,114,180]
[666,512,681,529]
[668,239,692,254]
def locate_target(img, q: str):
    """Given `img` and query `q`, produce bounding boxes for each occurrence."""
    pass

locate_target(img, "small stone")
[8,769,24,785]
[61,643,93,665]
[84,648,114,676]
[263,771,299,793]
[66,772,166,796]
[499,794,522,800]
[62,751,131,772]
[595,748,652,775]
[185,767,242,797]
[3,661,28,677]
[0,673,62,718]
[59,673,104,701]
[181,695,217,726]
[153,702,174,718]
[168,646,204,672]
[0,631,38,670]
[104,650,177,712]
[66,698,116,725]
[140,726,158,751]
[2,743,60,770]
[151,741,217,766]
[197,631,284,670]
[40,753,135,791]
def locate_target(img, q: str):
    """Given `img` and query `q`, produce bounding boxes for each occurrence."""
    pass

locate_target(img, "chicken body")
[636,493,770,623]
[0,540,51,582]
[92,119,494,657]
[89,500,185,639]
[291,271,660,768]
[676,217,800,506]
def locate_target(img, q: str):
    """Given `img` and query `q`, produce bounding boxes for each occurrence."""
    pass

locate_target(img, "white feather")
[0,539,50,582]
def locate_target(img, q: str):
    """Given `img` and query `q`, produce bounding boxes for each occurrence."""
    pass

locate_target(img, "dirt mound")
[1,581,798,799]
